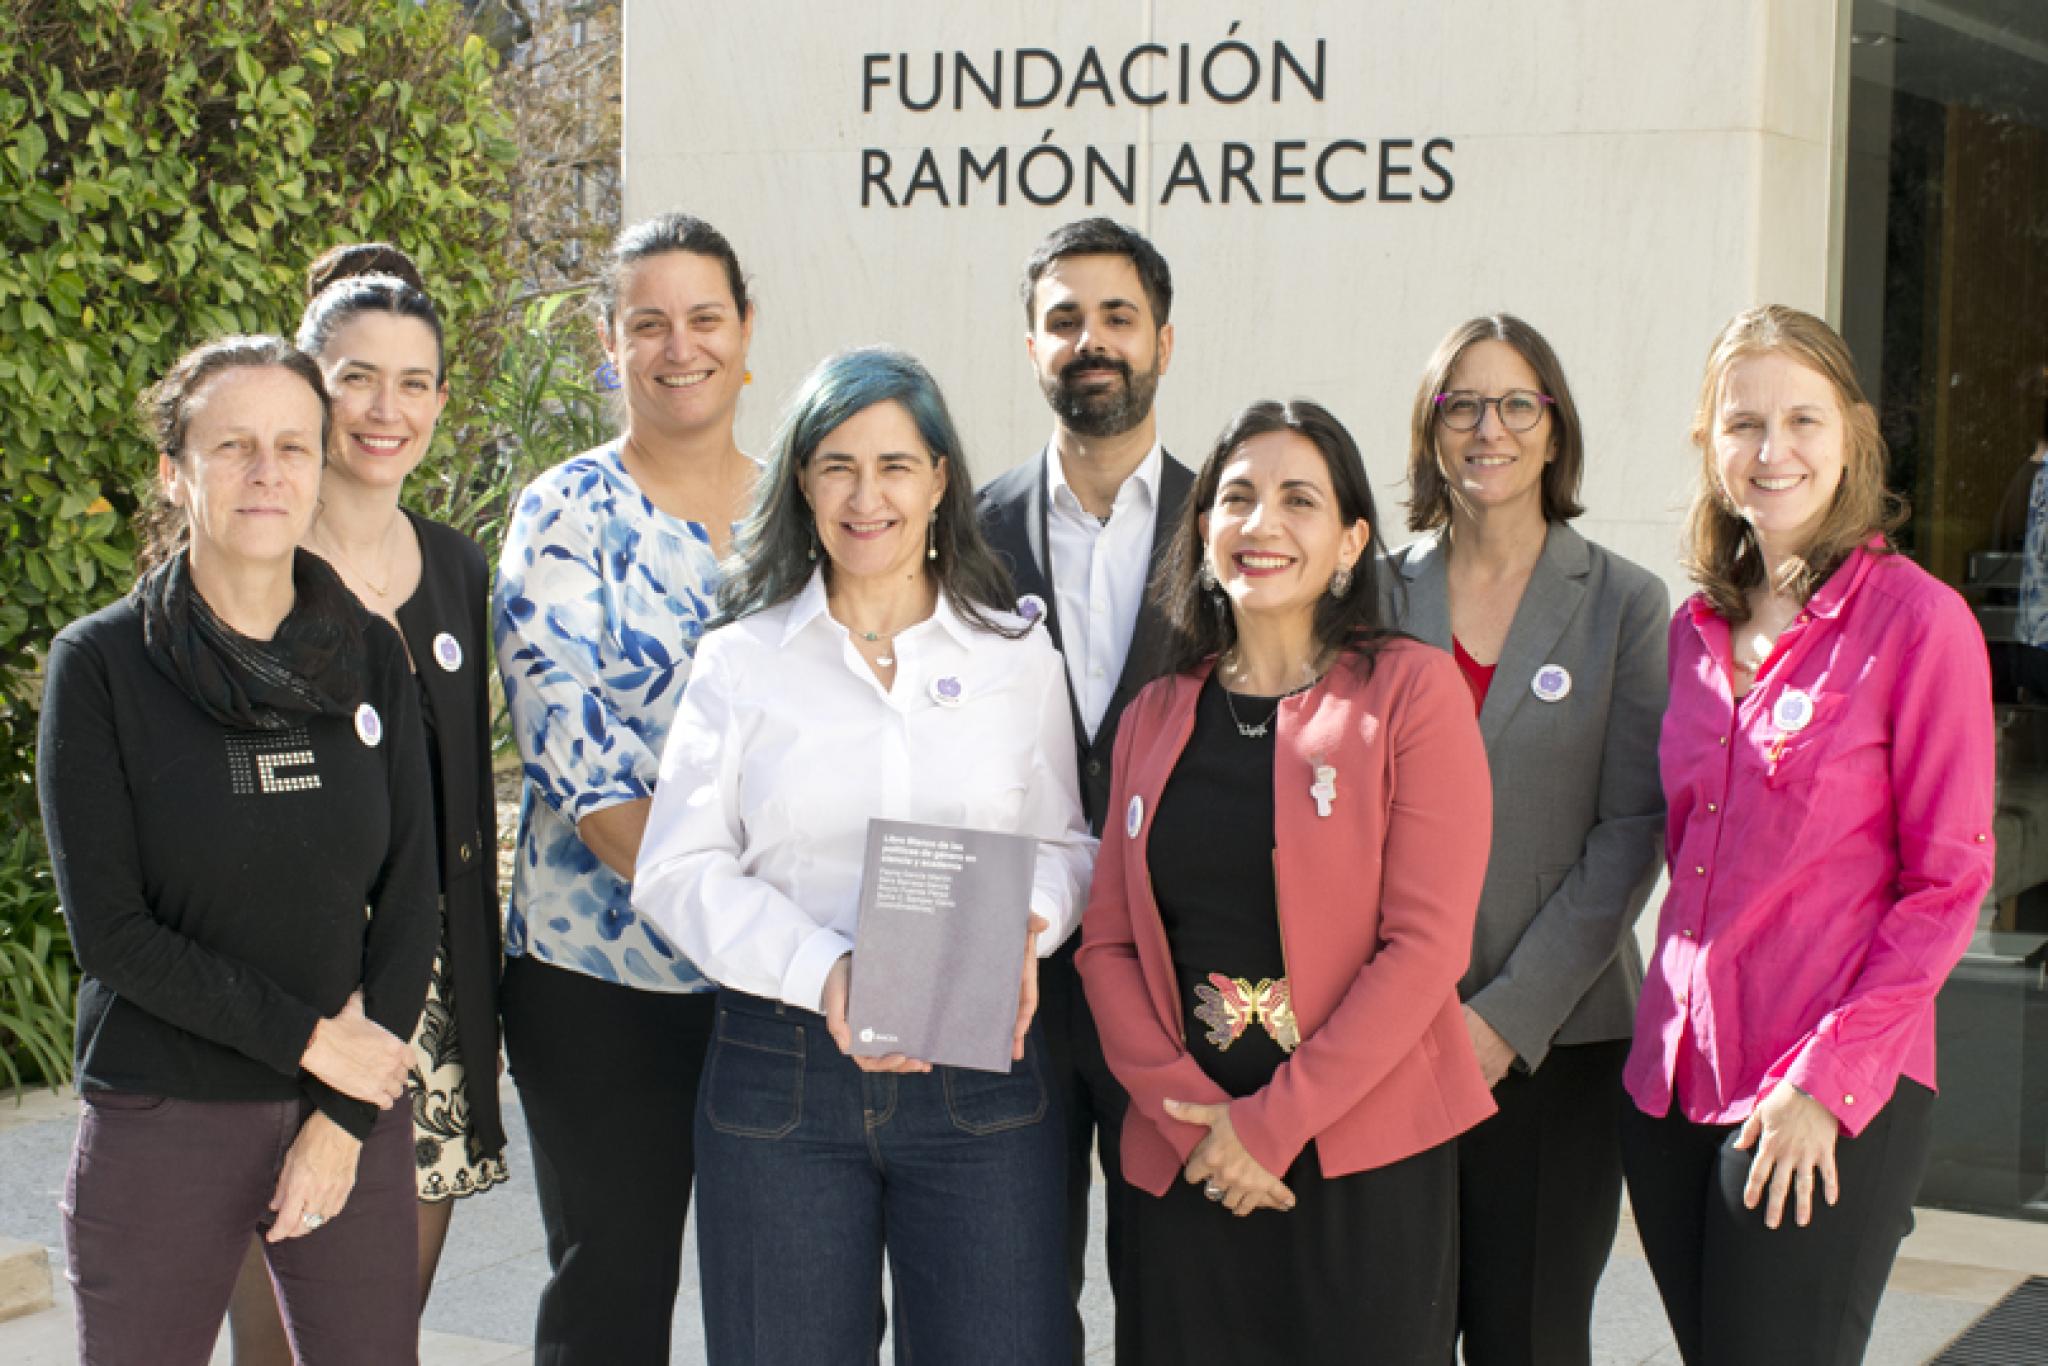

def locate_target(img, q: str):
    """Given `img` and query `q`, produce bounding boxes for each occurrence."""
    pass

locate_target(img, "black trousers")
[1456,1039,1630,1366]
[1619,1079,1935,1366]
[501,955,717,1366]
[1039,939,1130,1363]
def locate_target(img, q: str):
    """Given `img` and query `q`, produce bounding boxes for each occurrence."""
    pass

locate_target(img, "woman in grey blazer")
[1384,315,1668,1366]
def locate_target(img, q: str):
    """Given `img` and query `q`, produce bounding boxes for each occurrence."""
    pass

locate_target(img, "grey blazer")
[1383,523,1668,1068]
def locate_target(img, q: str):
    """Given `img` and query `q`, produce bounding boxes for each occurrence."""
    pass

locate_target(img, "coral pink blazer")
[1076,641,1497,1193]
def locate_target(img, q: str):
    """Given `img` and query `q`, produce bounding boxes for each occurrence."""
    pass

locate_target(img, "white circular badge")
[355,703,383,748]
[1773,689,1815,733]
[433,632,463,673]
[1016,593,1047,628]
[1531,664,1572,703]
[1126,794,1144,840]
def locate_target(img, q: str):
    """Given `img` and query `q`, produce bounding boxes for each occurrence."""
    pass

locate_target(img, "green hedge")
[0,0,523,1090]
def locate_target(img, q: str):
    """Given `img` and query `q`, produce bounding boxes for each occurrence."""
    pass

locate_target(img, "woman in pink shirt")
[1621,306,1995,1366]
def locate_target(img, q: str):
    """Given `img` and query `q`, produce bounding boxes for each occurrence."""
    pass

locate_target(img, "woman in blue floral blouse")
[493,212,758,1364]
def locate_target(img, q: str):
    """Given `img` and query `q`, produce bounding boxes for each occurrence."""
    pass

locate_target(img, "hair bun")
[305,242,425,300]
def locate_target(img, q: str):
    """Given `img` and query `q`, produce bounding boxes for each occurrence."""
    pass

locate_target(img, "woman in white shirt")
[634,345,1094,1365]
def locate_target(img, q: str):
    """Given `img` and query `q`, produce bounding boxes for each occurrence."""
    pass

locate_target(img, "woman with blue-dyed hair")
[635,345,1093,1364]
[492,212,757,1363]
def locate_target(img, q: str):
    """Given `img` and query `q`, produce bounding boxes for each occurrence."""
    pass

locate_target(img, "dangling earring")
[1198,559,1218,592]
[1329,564,1353,597]
[744,369,754,385]
[807,525,819,561]
[927,520,938,562]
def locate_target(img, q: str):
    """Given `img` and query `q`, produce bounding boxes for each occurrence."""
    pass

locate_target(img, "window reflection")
[1843,0,2048,1222]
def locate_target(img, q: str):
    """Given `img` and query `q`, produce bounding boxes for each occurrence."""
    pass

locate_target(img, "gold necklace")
[315,516,402,598]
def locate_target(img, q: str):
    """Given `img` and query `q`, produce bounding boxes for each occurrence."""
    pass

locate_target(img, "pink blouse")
[1624,544,1995,1137]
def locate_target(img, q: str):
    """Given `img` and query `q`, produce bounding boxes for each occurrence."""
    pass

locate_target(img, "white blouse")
[632,569,1096,1015]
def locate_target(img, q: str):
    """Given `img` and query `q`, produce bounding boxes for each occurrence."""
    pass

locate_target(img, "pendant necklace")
[850,612,916,667]
[1219,648,1330,740]
[1221,688,1282,739]
[314,515,401,599]
[858,626,897,668]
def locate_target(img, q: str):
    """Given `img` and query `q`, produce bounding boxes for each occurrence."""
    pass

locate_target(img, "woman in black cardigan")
[40,335,438,1364]
[224,246,507,1363]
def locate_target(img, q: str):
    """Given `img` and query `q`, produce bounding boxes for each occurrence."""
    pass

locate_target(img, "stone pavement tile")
[0,1257,527,1366]
[1588,1253,1679,1364]
[1887,1256,2026,1305]
[1901,1206,2048,1278]
[1866,1291,1995,1365]
[0,1086,73,1136]
[0,1106,72,1255]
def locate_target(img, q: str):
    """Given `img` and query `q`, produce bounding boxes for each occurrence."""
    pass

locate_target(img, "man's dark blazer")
[976,448,1194,833]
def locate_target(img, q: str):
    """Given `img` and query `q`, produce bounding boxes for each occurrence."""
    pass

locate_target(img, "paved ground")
[0,1079,2033,1363]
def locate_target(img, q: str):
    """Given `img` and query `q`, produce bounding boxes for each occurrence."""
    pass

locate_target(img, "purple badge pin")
[1017,593,1047,627]
[930,675,965,708]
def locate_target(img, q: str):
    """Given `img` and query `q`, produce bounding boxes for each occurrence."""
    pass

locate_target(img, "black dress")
[388,512,508,1196]
[1120,675,1458,1366]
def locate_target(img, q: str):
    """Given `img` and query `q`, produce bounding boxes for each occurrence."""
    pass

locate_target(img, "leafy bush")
[423,291,614,554]
[0,0,522,1089]
[0,829,72,1095]
[424,290,615,761]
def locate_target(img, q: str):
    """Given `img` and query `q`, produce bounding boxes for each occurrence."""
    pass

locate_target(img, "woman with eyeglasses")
[1383,315,1668,1366]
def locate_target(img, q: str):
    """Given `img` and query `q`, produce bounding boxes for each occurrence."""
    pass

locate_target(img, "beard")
[1042,353,1160,439]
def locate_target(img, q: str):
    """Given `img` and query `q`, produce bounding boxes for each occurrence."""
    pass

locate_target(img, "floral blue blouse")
[494,442,726,991]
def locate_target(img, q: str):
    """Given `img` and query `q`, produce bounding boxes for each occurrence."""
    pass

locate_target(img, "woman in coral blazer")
[1076,399,1496,1365]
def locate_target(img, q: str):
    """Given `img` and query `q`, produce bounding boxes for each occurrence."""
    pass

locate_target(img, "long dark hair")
[718,347,1021,636]
[1157,399,1397,677]
[135,335,330,576]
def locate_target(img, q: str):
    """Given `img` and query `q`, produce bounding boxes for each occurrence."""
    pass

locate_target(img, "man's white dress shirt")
[633,569,1096,1015]
[1044,441,1163,740]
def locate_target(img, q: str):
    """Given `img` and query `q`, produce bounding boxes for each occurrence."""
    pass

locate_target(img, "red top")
[1452,638,1495,711]
[1625,545,1995,1136]
[1078,640,1497,1191]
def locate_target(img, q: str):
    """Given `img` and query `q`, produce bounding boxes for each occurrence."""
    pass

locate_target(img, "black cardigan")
[38,594,439,1140]
[393,511,506,1160]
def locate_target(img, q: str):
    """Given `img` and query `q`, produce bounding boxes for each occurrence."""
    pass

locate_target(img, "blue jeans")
[695,989,1069,1365]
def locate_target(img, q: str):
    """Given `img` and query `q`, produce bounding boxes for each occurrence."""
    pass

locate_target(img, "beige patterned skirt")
[409,949,510,1202]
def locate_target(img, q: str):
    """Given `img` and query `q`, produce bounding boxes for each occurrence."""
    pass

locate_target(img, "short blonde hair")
[1681,306,1905,621]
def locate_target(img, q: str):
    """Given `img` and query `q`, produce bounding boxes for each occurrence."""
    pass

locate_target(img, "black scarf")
[135,549,366,730]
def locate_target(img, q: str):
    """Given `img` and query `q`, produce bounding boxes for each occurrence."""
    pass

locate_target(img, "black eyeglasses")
[1433,390,1555,433]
